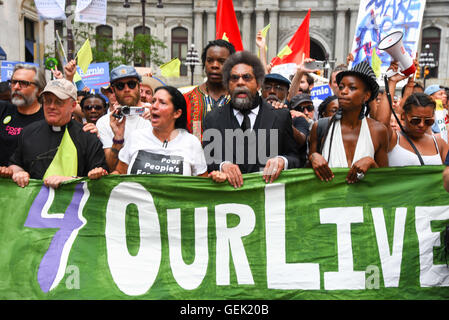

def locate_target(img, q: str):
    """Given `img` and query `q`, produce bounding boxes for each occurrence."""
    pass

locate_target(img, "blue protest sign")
[76,62,110,89]
[1,61,39,81]
[310,84,332,105]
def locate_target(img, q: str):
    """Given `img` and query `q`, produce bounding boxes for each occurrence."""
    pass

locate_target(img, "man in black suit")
[203,51,300,188]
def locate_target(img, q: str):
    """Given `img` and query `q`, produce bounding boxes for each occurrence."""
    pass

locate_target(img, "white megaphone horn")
[378,31,416,76]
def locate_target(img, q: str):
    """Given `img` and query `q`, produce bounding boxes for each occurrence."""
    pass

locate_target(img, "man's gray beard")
[11,90,36,107]
[266,94,280,103]
[231,88,256,111]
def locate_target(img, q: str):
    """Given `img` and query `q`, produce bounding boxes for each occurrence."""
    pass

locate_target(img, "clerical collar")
[50,123,68,132]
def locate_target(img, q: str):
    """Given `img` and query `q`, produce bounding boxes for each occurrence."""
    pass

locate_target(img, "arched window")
[96,25,113,53]
[310,39,326,61]
[134,26,151,38]
[171,27,188,76]
[133,26,151,67]
[421,27,441,79]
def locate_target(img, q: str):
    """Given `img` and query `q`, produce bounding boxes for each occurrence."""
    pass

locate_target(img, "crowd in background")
[1,30,449,191]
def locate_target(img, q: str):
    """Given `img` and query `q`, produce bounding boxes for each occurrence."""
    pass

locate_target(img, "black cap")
[336,60,379,102]
[289,93,313,110]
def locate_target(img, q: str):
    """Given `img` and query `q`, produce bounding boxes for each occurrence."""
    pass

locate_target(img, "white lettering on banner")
[415,206,449,287]
[105,182,161,296]
[265,183,320,289]
[371,207,407,287]
[167,207,209,290]
[215,204,256,286]
[78,67,105,77]
[320,207,366,290]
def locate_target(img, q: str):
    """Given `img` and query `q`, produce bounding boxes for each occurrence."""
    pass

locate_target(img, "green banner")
[1,166,448,300]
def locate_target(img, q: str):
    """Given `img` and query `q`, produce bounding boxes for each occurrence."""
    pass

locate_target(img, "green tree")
[45,25,167,70]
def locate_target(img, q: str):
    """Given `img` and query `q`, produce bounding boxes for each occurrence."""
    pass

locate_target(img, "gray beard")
[231,88,256,112]
[11,90,36,107]
[266,94,280,103]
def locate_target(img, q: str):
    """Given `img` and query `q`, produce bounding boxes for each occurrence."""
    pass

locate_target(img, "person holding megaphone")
[375,60,448,167]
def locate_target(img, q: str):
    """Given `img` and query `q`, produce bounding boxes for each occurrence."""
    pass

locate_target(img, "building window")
[171,27,188,76]
[24,17,35,62]
[421,27,440,78]
[96,25,113,53]
[134,26,151,67]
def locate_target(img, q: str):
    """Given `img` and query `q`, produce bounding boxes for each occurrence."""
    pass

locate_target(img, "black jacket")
[202,98,300,174]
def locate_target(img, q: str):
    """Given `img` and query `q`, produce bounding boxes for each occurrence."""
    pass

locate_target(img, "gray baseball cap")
[40,79,77,100]
[110,65,142,84]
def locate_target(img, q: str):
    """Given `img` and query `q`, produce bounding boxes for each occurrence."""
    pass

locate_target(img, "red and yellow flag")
[271,9,311,66]
[216,0,243,51]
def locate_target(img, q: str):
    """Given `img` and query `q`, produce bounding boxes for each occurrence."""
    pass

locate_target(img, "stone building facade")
[1,0,448,88]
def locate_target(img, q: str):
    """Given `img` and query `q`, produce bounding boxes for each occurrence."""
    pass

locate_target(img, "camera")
[112,106,146,119]
[304,60,325,70]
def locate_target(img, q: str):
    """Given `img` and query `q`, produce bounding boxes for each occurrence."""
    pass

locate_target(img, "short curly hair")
[201,39,236,68]
[222,51,266,89]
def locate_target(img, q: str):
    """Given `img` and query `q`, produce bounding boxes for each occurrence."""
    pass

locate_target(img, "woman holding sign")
[307,61,389,184]
[88,86,208,178]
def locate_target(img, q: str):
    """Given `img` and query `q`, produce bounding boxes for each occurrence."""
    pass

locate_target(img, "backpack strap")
[316,117,331,154]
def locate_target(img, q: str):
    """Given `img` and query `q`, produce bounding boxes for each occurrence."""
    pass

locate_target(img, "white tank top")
[388,133,442,166]
[321,118,375,168]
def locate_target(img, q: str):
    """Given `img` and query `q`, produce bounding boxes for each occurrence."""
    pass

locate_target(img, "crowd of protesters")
[1,29,449,192]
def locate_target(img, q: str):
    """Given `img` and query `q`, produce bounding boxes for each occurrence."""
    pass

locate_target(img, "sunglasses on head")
[409,117,434,126]
[83,105,104,111]
[295,104,314,112]
[113,80,138,90]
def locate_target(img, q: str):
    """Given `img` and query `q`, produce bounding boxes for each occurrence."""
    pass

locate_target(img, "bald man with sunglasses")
[95,65,152,172]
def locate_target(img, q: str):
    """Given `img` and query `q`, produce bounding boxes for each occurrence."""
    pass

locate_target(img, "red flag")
[271,9,311,66]
[216,0,244,51]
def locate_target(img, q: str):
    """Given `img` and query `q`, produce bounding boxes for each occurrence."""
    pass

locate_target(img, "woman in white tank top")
[308,61,389,184]
[376,68,448,167]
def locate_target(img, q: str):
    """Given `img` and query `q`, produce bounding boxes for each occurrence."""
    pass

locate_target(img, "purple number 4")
[25,182,88,293]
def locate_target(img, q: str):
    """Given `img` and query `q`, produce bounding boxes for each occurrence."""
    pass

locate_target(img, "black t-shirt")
[293,117,311,168]
[9,119,107,179]
[0,101,44,166]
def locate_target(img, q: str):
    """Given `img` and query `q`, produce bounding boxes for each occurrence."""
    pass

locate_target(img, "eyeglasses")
[8,79,37,88]
[113,80,138,90]
[409,117,434,126]
[263,84,287,92]
[295,104,314,112]
[229,73,254,83]
[83,105,104,111]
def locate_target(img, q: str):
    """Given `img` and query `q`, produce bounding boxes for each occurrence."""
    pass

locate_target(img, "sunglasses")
[8,79,37,88]
[83,105,104,111]
[295,104,314,112]
[230,73,254,83]
[409,117,434,126]
[113,80,138,90]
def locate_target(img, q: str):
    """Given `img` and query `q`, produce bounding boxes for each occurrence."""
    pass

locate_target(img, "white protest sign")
[350,0,426,76]
[34,0,66,20]
[75,0,107,24]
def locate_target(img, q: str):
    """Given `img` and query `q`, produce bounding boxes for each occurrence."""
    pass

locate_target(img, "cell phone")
[304,60,325,70]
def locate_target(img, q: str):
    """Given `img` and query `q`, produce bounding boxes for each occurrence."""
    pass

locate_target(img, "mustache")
[12,90,26,99]
[266,94,280,102]
[232,87,251,96]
